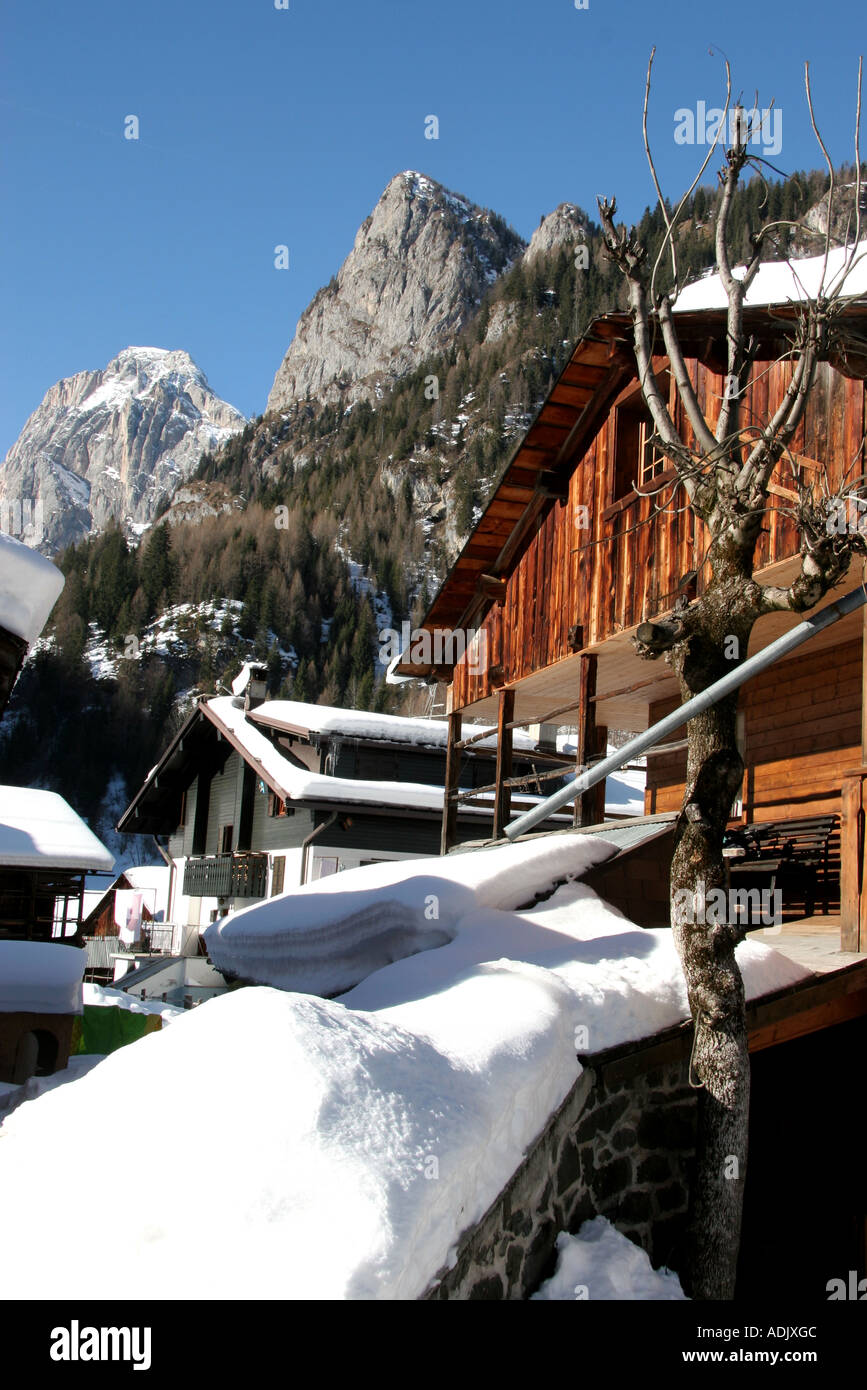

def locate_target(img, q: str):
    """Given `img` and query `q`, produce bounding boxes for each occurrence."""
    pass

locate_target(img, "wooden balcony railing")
[182,853,269,900]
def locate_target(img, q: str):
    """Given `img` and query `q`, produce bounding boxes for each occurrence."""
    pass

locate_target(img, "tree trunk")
[670,682,750,1300]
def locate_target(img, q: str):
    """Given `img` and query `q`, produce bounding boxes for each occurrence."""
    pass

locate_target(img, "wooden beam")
[840,769,867,953]
[492,689,515,840]
[441,711,462,855]
[478,573,507,603]
[534,470,570,502]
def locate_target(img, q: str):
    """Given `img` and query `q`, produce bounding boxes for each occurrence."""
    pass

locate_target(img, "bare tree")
[598,53,866,1299]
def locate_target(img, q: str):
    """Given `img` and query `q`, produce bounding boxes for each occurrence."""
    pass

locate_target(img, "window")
[613,374,670,500]
[268,792,294,818]
[271,856,286,896]
[313,857,339,879]
[179,789,187,828]
[220,825,234,853]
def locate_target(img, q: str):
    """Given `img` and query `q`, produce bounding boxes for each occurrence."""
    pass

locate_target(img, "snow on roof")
[0,534,64,645]
[0,835,808,1299]
[0,787,114,871]
[673,240,867,313]
[123,865,170,916]
[208,697,540,815]
[250,698,537,751]
[0,941,85,1015]
[203,698,638,822]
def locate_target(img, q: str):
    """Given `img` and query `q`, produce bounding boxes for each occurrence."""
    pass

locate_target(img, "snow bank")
[673,240,867,313]
[0,853,809,1301]
[0,1055,104,1125]
[83,981,183,1023]
[0,785,115,870]
[0,941,85,1014]
[0,532,64,645]
[204,834,618,995]
[531,1217,687,1300]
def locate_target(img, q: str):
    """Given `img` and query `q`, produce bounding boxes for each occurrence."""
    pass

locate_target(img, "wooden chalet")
[396,283,867,953]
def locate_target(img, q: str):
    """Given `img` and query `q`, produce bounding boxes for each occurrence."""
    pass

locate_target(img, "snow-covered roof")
[673,240,867,313]
[0,834,809,1299]
[250,698,537,751]
[123,865,170,916]
[0,534,64,645]
[207,697,545,816]
[0,941,85,1015]
[0,787,115,871]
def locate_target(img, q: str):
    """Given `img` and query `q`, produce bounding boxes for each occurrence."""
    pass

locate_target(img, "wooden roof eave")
[395,319,636,678]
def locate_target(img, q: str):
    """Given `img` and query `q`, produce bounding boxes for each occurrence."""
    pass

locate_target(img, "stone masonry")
[422,1052,697,1300]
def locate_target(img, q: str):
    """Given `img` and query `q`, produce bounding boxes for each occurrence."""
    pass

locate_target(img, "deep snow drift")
[204,834,617,995]
[0,840,809,1300]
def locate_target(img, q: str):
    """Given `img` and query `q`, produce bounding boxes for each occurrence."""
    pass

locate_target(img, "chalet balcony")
[182,853,269,900]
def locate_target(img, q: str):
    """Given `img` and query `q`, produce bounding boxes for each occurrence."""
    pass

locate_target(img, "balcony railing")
[183,853,269,900]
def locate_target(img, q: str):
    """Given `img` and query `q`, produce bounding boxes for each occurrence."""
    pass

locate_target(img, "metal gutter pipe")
[505,583,867,840]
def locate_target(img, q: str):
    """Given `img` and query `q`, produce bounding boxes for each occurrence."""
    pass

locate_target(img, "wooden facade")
[398,304,867,942]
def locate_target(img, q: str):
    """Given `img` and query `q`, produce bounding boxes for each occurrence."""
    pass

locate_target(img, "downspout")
[505,584,867,840]
[152,834,176,949]
[300,812,340,885]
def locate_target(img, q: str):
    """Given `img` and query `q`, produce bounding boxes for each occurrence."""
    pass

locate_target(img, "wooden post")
[441,710,462,855]
[574,655,605,826]
[841,769,867,953]
[492,689,515,839]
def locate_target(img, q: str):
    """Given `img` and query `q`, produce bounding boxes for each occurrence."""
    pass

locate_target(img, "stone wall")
[422,1049,697,1300]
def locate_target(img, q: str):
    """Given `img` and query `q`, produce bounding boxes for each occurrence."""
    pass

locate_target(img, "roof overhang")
[397,301,867,681]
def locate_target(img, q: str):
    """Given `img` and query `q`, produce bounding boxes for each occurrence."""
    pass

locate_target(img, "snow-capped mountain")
[0,347,246,554]
[266,171,526,413]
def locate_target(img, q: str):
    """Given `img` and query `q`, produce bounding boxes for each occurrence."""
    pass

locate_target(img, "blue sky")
[1,0,863,456]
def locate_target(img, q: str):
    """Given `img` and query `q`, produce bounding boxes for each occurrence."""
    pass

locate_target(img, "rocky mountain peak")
[265,171,526,414]
[0,347,245,555]
[524,203,590,265]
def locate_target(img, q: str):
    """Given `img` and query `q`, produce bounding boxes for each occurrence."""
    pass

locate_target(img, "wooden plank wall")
[453,358,866,711]
[645,638,863,821]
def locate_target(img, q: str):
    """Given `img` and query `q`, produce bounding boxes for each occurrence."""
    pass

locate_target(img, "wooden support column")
[492,688,515,840]
[574,654,607,826]
[441,710,462,855]
[840,769,867,953]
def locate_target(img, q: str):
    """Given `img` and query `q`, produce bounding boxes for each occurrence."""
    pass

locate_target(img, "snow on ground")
[531,1217,687,1300]
[0,1055,105,1126]
[83,981,184,1022]
[0,835,810,1301]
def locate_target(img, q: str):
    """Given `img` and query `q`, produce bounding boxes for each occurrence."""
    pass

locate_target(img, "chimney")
[245,666,268,711]
[230,661,269,711]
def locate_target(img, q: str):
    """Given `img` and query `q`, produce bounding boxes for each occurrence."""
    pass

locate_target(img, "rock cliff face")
[0,347,245,553]
[266,171,526,413]
[523,203,589,265]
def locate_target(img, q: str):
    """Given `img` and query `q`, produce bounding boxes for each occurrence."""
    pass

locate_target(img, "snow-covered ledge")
[0,533,64,716]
